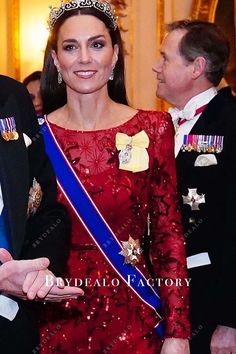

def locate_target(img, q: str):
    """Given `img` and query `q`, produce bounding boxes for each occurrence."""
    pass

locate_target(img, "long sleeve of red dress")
[149,111,190,338]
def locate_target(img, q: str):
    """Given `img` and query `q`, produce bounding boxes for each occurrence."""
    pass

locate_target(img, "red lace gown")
[40,110,190,353]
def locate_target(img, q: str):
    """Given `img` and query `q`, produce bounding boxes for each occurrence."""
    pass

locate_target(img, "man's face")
[153,29,194,109]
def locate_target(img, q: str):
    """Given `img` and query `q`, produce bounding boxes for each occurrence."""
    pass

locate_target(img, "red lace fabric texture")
[40,110,190,353]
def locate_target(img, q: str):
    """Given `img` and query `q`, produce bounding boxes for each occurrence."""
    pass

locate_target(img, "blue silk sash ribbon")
[0,208,11,251]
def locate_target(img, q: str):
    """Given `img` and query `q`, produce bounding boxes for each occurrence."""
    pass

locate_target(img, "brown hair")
[167,20,230,86]
[41,8,128,114]
[23,71,41,87]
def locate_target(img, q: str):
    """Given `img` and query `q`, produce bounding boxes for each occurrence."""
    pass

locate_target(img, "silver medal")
[182,188,205,211]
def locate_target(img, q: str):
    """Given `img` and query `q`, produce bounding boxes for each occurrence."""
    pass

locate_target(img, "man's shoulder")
[206,87,236,118]
[0,75,25,96]
[217,87,236,105]
[0,75,22,91]
[0,75,32,114]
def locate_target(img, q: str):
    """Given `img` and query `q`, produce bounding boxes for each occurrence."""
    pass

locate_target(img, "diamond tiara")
[48,0,118,31]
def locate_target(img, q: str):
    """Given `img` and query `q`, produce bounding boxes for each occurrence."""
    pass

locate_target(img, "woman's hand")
[161,338,190,354]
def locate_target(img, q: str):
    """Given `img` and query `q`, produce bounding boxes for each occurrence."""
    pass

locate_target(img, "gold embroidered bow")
[115,130,149,172]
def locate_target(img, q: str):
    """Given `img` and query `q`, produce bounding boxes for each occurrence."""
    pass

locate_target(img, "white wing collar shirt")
[169,87,218,157]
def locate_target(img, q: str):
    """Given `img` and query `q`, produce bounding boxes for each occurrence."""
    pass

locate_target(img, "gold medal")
[2,131,10,141]
[0,116,19,142]
[13,131,19,140]
[8,131,15,140]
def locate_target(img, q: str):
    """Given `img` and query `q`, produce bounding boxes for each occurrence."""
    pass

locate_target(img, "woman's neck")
[62,89,118,130]
[48,88,137,131]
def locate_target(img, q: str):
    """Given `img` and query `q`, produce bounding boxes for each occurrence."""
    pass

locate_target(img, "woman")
[23,71,43,117]
[40,1,190,353]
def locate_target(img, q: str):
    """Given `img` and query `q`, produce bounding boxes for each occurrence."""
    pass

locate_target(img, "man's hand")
[0,248,50,298]
[22,269,84,301]
[0,248,84,301]
[40,284,84,302]
[211,325,236,354]
[22,268,64,300]
[161,338,190,354]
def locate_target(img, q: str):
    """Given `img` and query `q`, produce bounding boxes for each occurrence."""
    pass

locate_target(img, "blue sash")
[41,120,164,337]
[0,208,11,251]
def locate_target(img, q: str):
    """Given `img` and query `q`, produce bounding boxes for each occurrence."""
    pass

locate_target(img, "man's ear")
[192,56,207,79]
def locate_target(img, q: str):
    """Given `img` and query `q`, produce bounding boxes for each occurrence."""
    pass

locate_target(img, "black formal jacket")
[176,87,236,329]
[0,75,69,275]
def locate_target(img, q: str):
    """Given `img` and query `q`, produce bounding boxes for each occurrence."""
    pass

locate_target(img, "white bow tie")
[168,106,198,124]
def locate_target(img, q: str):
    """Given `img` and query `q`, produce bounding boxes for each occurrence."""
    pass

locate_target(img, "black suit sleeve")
[12,80,70,275]
[215,115,236,328]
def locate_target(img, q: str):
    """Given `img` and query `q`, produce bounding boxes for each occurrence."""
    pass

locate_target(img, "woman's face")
[52,14,118,96]
[26,80,43,115]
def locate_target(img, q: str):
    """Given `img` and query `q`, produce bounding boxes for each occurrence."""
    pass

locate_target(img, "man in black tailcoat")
[0,75,83,353]
[153,20,236,354]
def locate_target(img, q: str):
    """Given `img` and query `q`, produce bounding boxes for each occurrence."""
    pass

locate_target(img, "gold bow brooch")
[115,130,149,173]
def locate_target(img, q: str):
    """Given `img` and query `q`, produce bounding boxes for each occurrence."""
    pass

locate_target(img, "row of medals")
[181,134,223,153]
[181,144,223,153]
[1,130,19,141]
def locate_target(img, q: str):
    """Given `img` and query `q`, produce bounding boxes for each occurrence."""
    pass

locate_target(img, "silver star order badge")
[119,236,142,266]
[182,188,205,211]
